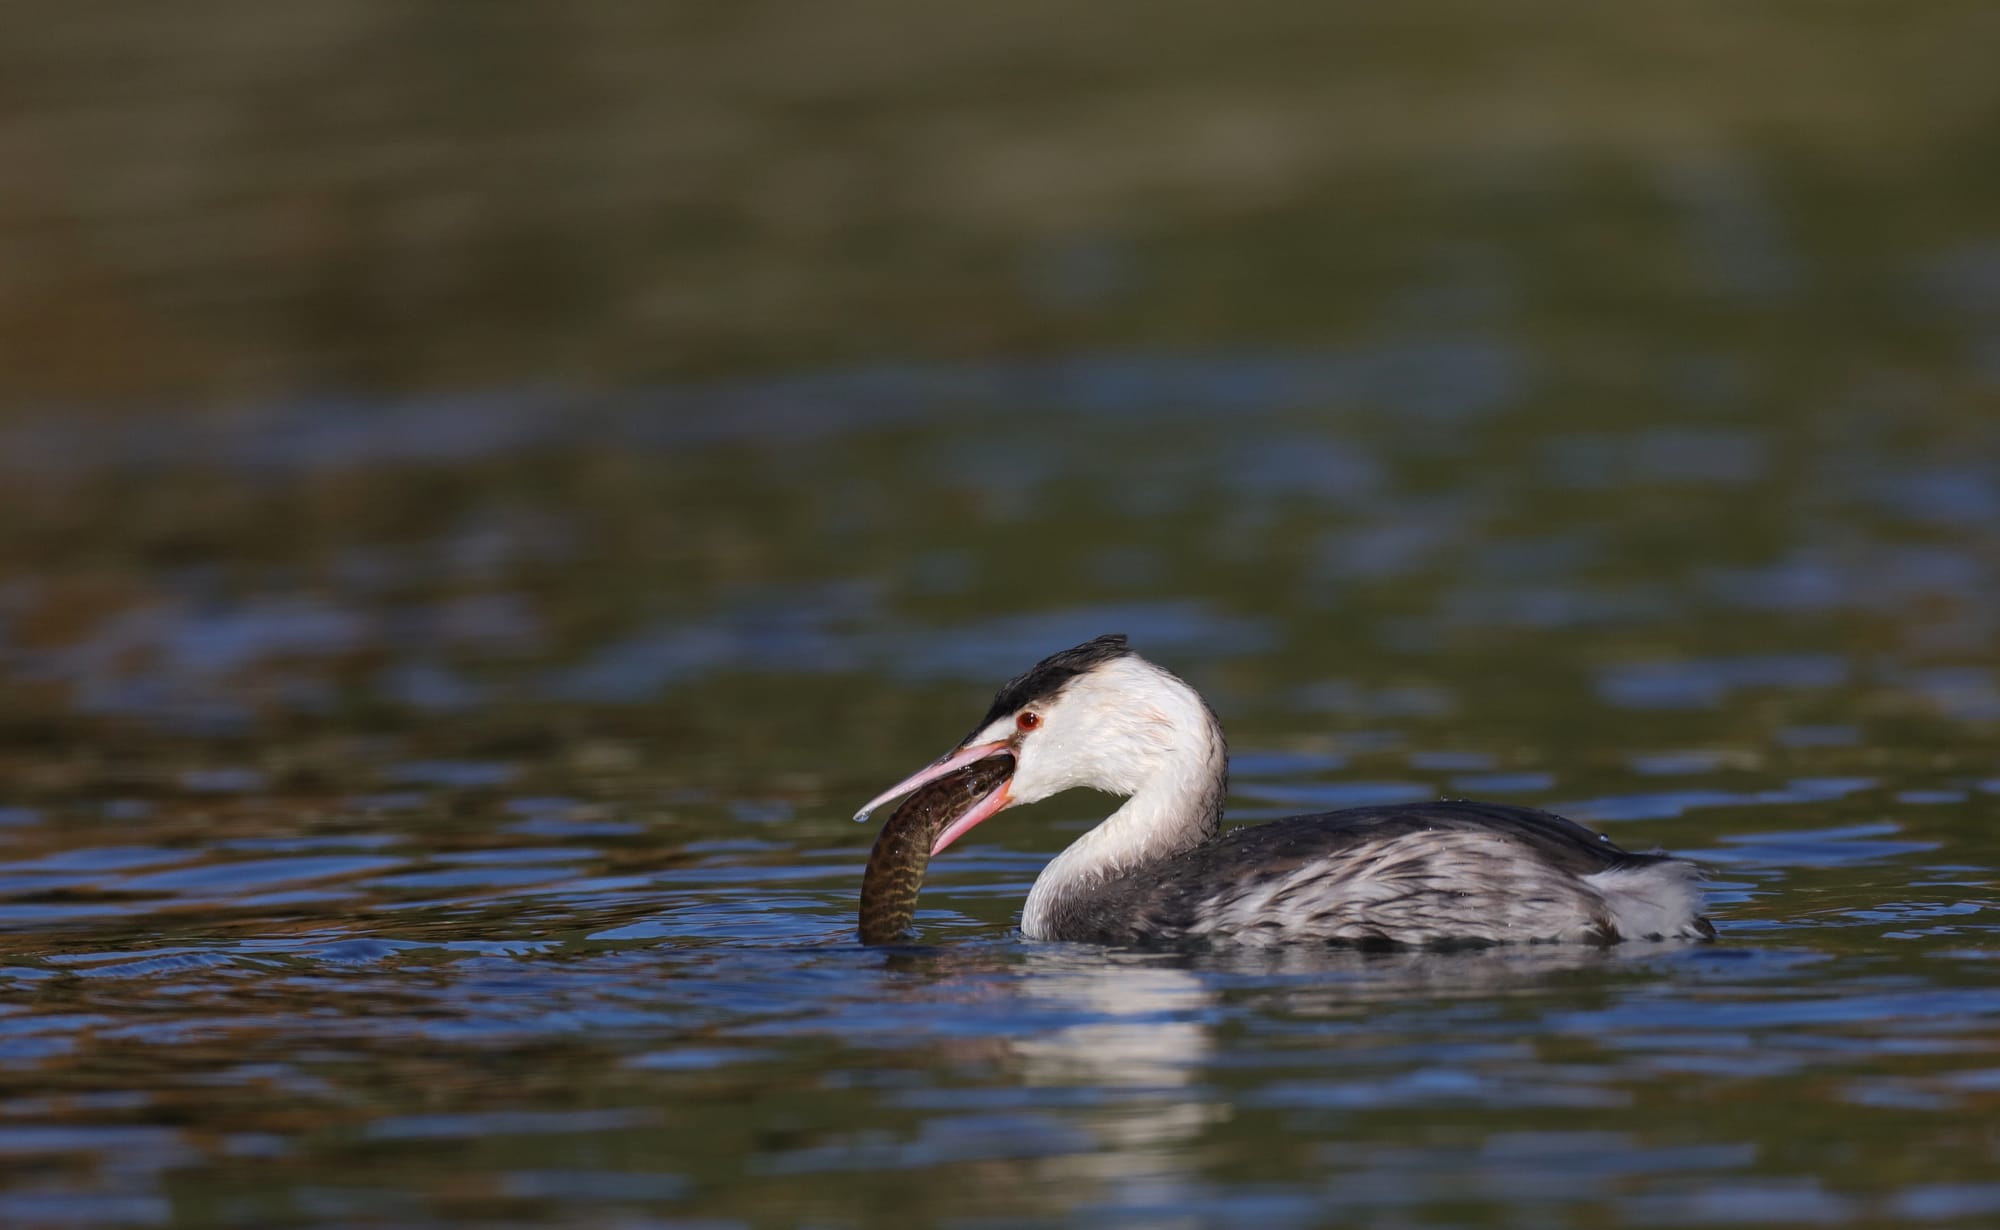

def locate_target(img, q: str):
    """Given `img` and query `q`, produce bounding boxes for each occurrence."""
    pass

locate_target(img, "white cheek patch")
[972,718,1016,746]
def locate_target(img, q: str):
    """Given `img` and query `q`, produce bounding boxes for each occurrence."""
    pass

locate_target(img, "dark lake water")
[5,370,2000,1228]
[5,6,2000,1228]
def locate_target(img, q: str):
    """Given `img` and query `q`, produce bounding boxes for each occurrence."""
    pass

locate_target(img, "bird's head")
[854,634,1217,856]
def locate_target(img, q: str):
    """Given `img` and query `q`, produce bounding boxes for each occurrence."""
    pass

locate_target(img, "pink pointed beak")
[853,738,1016,857]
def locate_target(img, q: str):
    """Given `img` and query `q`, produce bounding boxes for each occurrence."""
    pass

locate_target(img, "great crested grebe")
[855,634,1713,946]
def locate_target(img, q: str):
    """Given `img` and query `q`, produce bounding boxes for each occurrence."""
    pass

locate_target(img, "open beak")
[853,738,1017,857]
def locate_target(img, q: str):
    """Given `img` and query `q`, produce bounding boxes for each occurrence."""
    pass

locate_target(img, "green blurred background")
[4,2,1996,404]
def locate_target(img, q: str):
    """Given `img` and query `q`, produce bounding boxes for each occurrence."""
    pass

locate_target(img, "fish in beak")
[854,739,1016,856]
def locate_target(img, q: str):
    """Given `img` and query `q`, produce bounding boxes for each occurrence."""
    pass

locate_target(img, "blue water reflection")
[1,341,1999,1224]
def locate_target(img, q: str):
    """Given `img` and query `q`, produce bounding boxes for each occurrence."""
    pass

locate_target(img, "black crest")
[965,633,1133,742]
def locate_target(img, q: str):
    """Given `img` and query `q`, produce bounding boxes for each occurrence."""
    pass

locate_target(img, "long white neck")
[1020,667,1227,940]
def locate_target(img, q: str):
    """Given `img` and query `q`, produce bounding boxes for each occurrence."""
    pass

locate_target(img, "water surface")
[3,373,2000,1228]
[4,6,2000,1226]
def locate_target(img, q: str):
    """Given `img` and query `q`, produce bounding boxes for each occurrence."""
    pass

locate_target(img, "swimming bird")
[855,634,1713,946]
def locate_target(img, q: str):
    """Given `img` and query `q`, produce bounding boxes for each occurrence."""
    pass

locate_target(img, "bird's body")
[856,635,1712,947]
[1023,800,1711,946]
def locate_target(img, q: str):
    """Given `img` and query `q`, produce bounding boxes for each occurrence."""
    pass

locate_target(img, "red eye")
[1017,711,1042,731]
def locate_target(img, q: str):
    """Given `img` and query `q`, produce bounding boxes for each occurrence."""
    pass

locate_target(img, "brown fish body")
[858,754,1014,945]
